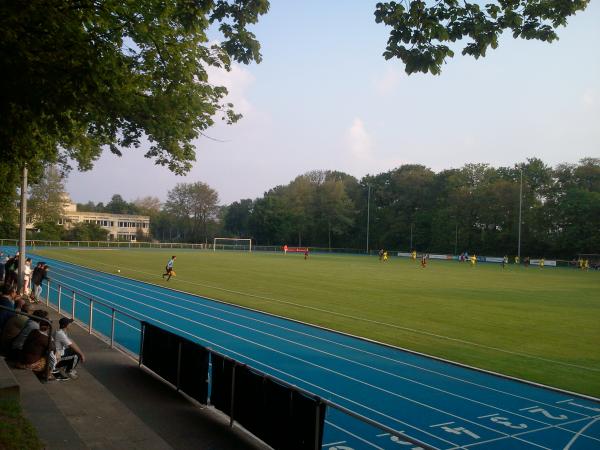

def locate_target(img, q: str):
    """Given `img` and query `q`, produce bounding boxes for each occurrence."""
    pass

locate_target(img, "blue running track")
[9,249,600,450]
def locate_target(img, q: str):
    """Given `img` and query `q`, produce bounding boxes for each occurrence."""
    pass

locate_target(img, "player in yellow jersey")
[470,254,477,266]
[412,250,417,261]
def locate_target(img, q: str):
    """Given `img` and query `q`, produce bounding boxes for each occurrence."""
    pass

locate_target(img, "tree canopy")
[0,0,269,181]
[375,0,590,74]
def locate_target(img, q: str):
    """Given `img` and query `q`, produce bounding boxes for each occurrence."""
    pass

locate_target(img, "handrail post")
[71,291,76,319]
[229,363,236,427]
[57,285,62,313]
[314,399,322,450]
[88,299,94,334]
[45,280,50,306]
[176,341,182,392]
[110,308,116,348]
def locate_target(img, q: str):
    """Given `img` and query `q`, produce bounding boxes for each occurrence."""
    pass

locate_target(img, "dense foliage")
[375,0,590,74]
[219,158,599,258]
[0,0,269,197]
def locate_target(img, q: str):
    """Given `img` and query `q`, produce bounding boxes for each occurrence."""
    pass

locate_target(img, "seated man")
[15,320,65,380]
[10,309,49,360]
[0,303,32,354]
[53,317,85,379]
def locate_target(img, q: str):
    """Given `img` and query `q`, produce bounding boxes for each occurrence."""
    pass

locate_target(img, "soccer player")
[502,255,508,269]
[420,253,427,268]
[304,249,309,260]
[283,244,288,255]
[411,250,417,261]
[514,255,520,265]
[162,256,176,281]
[383,250,388,262]
[540,258,545,269]
[470,254,477,266]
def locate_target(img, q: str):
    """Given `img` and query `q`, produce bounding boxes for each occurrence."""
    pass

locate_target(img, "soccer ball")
[117,269,121,273]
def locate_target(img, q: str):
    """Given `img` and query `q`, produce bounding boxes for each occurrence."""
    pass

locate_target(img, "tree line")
[2,157,597,259]
[220,158,599,258]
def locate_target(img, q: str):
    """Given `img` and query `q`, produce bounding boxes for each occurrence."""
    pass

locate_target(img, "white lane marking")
[46,262,596,432]
[448,415,600,450]
[322,441,348,447]
[324,420,387,450]
[520,406,538,411]
[477,414,498,419]
[562,416,600,450]
[40,250,600,373]
[45,267,460,447]
[431,422,455,428]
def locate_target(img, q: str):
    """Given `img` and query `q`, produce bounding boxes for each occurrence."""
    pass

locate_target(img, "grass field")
[34,247,600,397]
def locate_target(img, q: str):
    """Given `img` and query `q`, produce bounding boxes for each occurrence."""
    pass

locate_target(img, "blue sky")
[67,1,600,205]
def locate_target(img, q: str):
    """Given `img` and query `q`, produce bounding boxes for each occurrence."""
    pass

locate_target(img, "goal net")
[213,238,252,252]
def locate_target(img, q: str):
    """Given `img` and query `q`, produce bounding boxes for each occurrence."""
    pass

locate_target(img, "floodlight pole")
[517,168,523,259]
[366,184,371,255]
[18,165,28,293]
[409,223,413,250]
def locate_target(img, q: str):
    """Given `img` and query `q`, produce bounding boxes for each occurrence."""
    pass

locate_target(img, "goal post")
[213,237,252,252]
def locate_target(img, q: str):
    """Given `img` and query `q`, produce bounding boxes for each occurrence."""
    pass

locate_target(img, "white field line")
[41,251,600,373]
[48,264,598,435]
[48,259,600,420]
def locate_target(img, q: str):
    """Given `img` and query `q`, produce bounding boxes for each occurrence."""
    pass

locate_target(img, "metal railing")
[37,277,434,450]
[43,279,141,353]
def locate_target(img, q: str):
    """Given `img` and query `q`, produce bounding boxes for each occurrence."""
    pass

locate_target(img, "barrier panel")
[140,322,209,404]
[141,323,325,450]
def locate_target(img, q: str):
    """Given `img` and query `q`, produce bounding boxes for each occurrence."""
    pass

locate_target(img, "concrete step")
[0,356,19,401]
[11,365,87,449]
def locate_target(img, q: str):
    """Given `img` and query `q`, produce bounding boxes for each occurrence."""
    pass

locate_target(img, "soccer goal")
[213,237,252,252]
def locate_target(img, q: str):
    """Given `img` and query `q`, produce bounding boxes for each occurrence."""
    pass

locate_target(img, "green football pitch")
[34,248,600,397]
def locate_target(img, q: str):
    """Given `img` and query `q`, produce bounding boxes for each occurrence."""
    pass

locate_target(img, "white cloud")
[582,88,597,109]
[207,63,256,115]
[346,118,373,160]
[373,67,402,95]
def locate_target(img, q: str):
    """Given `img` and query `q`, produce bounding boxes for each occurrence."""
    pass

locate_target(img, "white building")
[59,199,150,241]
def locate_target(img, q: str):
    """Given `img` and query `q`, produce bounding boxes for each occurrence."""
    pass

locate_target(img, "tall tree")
[223,199,254,237]
[27,165,67,225]
[105,195,138,215]
[164,182,220,243]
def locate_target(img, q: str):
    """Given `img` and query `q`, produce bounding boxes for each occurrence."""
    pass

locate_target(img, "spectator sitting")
[0,303,32,354]
[0,285,18,331]
[15,320,65,380]
[53,317,85,379]
[10,309,49,360]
